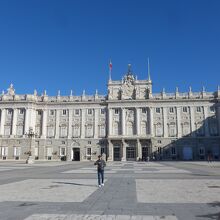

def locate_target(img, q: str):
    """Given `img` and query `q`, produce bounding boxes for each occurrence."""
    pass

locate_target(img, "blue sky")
[0,0,220,95]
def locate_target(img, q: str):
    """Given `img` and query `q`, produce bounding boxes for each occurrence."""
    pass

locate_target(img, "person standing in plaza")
[94,155,106,188]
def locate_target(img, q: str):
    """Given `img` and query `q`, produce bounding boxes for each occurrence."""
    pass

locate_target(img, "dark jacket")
[94,159,106,171]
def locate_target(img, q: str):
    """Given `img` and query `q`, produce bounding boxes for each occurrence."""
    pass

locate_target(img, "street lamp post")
[25,127,37,164]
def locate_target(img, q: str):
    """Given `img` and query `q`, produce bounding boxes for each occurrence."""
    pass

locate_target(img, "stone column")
[121,108,126,136]
[137,139,142,160]
[136,108,140,136]
[24,108,30,134]
[163,107,168,137]
[68,109,73,139]
[12,108,18,136]
[176,107,181,138]
[149,107,154,137]
[0,109,6,136]
[108,108,112,136]
[121,140,126,161]
[81,109,85,138]
[94,108,99,139]
[203,106,210,137]
[55,109,60,138]
[108,140,113,161]
[42,109,47,138]
[189,106,195,136]
[30,109,36,133]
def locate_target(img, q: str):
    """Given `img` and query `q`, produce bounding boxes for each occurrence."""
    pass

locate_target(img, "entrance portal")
[126,147,136,161]
[113,147,121,161]
[142,147,149,161]
[72,148,80,161]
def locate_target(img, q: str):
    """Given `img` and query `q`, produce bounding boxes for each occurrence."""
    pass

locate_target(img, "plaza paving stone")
[0,161,219,220]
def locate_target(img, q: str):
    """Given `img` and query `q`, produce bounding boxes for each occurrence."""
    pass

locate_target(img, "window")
[87,109,92,115]
[86,124,93,137]
[87,148,91,155]
[171,147,176,155]
[156,108,160,113]
[142,108,147,114]
[88,141,91,145]
[7,109,12,115]
[199,147,205,155]
[37,110,42,116]
[50,110,54,116]
[62,141,66,145]
[62,110,67,115]
[114,109,119,115]
[157,140,162,144]
[47,127,54,137]
[13,147,21,157]
[60,126,67,137]
[169,107,174,113]
[113,122,120,135]
[75,109,80,115]
[100,109,105,114]
[16,125,24,136]
[210,106,215,113]
[99,125,105,137]
[73,125,80,137]
[60,147,66,156]
[19,109,24,115]
[183,107,188,113]
[196,107,201,112]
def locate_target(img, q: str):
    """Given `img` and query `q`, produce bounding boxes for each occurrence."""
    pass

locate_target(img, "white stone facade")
[0,68,220,162]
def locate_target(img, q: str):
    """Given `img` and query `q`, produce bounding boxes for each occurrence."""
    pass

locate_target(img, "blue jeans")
[97,170,104,185]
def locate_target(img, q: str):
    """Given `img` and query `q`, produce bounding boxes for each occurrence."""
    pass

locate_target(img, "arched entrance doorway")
[71,141,81,161]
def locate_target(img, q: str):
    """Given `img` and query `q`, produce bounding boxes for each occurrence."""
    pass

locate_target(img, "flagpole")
[109,59,112,81]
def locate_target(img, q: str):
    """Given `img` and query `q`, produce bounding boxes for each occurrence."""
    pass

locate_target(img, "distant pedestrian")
[94,155,106,188]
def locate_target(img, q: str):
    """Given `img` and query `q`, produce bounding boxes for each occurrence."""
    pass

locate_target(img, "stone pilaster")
[121,108,126,136]
[24,108,30,134]
[30,109,36,133]
[203,106,210,137]
[136,108,140,135]
[189,106,195,136]
[176,107,181,138]
[41,109,47,138]
[12,108,18,135]
[163,107,168,137]
[81,109,85,138]
[0,109,6,136]
[108,108,112,136]
[149,107,154,137]
[55,109,60,138]
[94,108,99,139]
[68,109,73,139]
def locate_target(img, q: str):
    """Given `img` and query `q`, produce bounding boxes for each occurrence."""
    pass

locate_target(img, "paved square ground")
[0,161,219,220]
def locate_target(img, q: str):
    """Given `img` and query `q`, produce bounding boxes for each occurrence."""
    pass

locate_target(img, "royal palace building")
[0,65,220,162]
